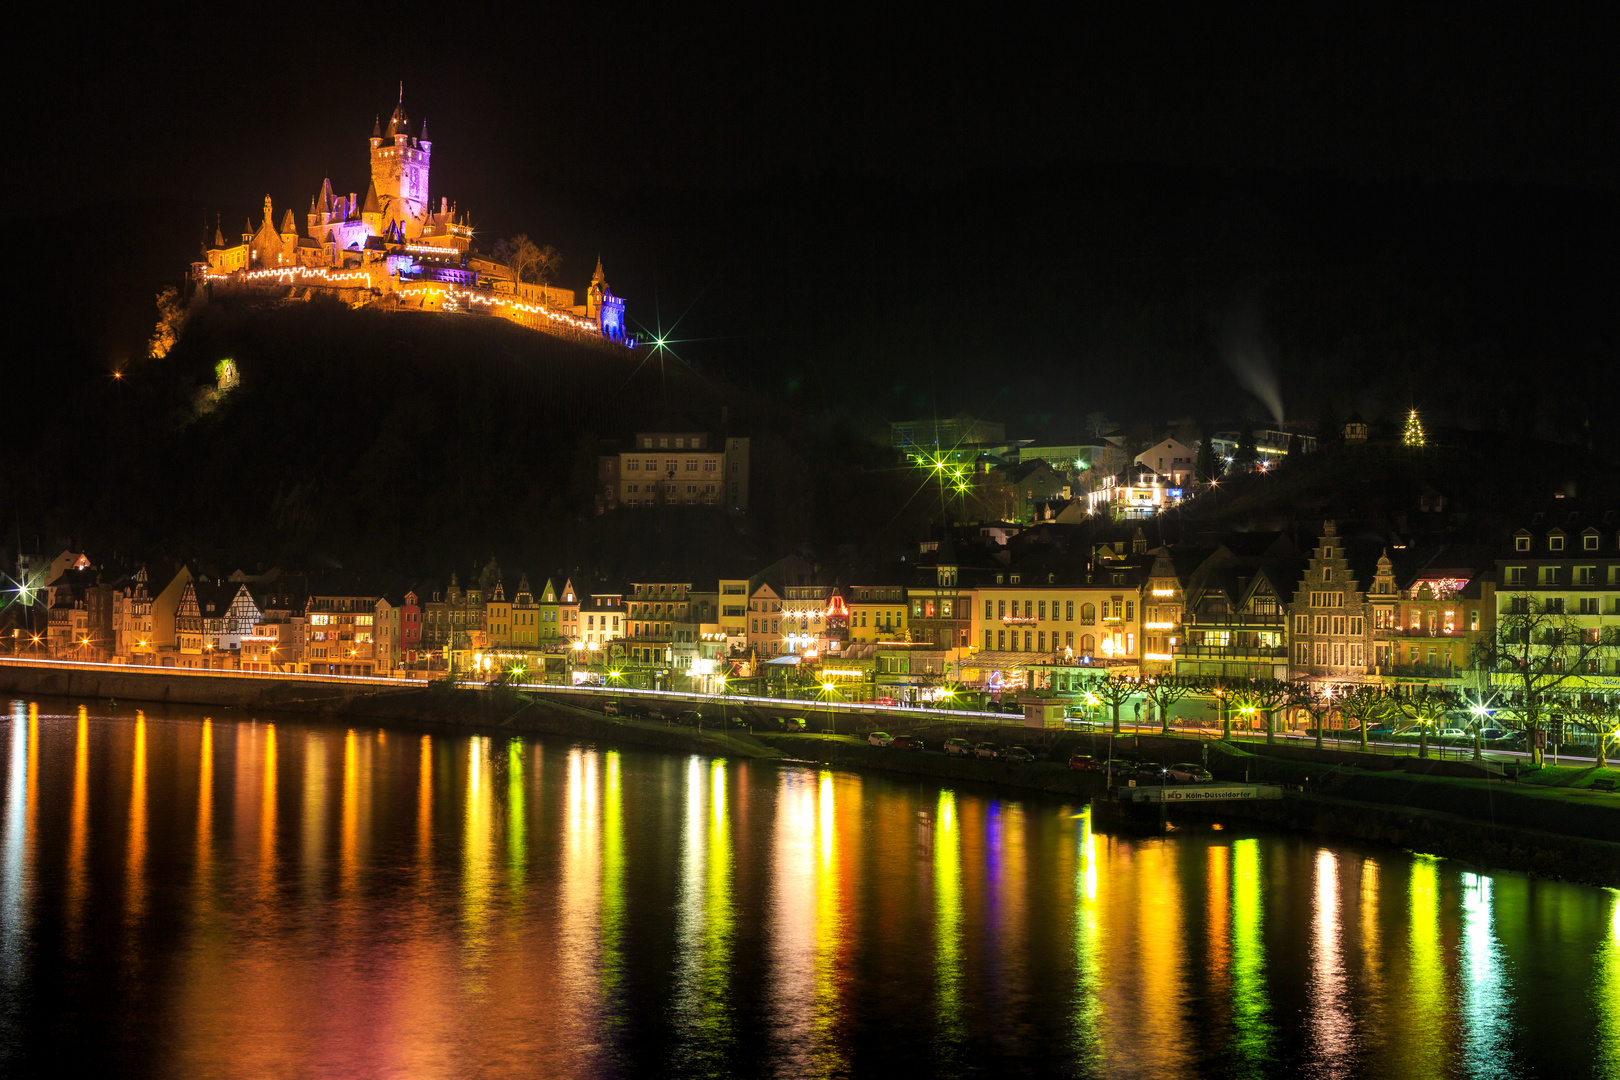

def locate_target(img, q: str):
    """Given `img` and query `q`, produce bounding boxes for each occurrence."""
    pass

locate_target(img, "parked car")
[726,716,749,730]
[1479,728,1509,741]
[781,717,807,732]
[601,702,620,716]
[1166,762,1212,783]
[868,731,895,747]
[1004,746,1034,764]
[677,709,705,727]
[973,742,1001,760]
[623,703,649,719]
[1130,762,1170,783]
[891,735,925,751]
[944,738,972,756]
[1067,754,1103,772]
[1436,728,1467,739]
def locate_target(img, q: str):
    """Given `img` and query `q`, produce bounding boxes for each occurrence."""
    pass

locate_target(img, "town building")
[1085,463,1188,520]
[847,582,909,645]
[597,430,751,512]
[1287,523,1377,683]
[304,593,381,676]
[1133,438,1197,488]
[1495,511,1620,687]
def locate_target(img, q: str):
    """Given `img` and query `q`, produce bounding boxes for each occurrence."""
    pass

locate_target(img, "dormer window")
[995,574,1004,585]
[1515,536,1530,552]
[1010,574,1021,584]
[1584,534,1599,551]
[1549,535,1564,551]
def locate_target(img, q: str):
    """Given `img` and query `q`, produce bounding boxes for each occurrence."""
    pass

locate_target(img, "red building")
[401,590,423,661]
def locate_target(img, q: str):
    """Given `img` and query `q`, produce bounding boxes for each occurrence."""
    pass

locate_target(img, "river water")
[1,700,1616,1078]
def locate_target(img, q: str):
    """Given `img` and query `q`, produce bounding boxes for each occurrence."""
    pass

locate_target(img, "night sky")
[10,9,1616,443]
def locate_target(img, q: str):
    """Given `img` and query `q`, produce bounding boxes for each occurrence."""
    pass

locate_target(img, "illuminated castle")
[196,90,634,347]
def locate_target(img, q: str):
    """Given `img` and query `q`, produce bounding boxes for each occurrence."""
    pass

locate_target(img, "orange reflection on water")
[769,766,849,1076]
[124,710,147,927]
[65,707,90,953]
[461,735,495,968]
[196,718,213,886]
[416,734,432,871]
[258,724,277,900]
[301,732,327,905]
[340,728,369,901]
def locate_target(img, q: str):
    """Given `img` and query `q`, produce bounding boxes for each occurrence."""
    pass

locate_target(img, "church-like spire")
[420,116,429,142]
[387,83,409,137]
[316,177,334,215]
[592,256,606,286]
[213,213,224,249]
[372,114,381,138]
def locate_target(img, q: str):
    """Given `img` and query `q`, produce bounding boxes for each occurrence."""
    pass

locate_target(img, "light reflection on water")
[0,701,1616,1079]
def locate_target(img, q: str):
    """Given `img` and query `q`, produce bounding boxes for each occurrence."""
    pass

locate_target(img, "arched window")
[1081,603,1096,625]
[1081,634,1095,657]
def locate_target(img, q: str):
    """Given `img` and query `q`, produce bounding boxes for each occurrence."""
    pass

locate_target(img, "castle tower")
[587,257,608,321]
[368,85,431,241]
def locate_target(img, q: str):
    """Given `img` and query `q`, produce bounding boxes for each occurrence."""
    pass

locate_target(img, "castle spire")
[592,256,606,286]
[372,114,381,138]
[387,83,409,138]
[213,214,224,249]
[420,116,429,142]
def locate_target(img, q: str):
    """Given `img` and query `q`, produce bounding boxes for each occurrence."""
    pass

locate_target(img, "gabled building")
[1287,522,1377,682]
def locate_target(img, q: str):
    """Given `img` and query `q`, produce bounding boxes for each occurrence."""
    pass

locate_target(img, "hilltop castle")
[195,90,632,347]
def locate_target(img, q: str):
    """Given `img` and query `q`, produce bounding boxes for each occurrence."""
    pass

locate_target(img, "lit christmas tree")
[1403,409,1426,447]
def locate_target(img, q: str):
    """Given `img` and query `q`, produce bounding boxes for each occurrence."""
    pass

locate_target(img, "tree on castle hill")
[148,286,188,359]
[1195,435,1223,485]
[1475,595,1610,766]
[493,234,562,287]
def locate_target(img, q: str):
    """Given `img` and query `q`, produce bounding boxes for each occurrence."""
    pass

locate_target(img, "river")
[1,699,1616,1078]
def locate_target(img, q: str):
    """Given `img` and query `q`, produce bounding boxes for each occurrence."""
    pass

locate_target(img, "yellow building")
[847,584,908,644]
[485,580,512,648]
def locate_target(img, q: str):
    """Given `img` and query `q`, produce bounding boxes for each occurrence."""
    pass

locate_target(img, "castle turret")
[370,85,431,240]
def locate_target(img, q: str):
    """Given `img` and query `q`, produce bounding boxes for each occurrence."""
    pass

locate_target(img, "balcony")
[1382,664,1463,680]
[1183,614,1284,627]
[1175,645,1288,661]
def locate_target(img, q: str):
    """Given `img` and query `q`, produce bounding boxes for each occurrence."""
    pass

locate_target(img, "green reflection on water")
[1597,889,1620,1079]
[1407,855,1446,1079]
[1070,807,1102,1069]
[507,738,525,896]
[934,789,963,1054]
[704,760,734,1037]
[1230,837,1272,1073]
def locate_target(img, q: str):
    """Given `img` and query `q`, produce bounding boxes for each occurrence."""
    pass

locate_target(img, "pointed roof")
[386,84,409,137]
[212,214,225,249]
[419,116,429,141]
[591,256,606,287]
[279,208,297,234]
[317,178,334,215]
[372,115,382,138]
[362,181,381,215]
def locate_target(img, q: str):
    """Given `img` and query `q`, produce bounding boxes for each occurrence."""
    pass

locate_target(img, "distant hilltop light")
[189,89,634,351]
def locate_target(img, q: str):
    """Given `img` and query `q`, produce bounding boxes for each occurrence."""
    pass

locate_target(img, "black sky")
[9,8,1616,439]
